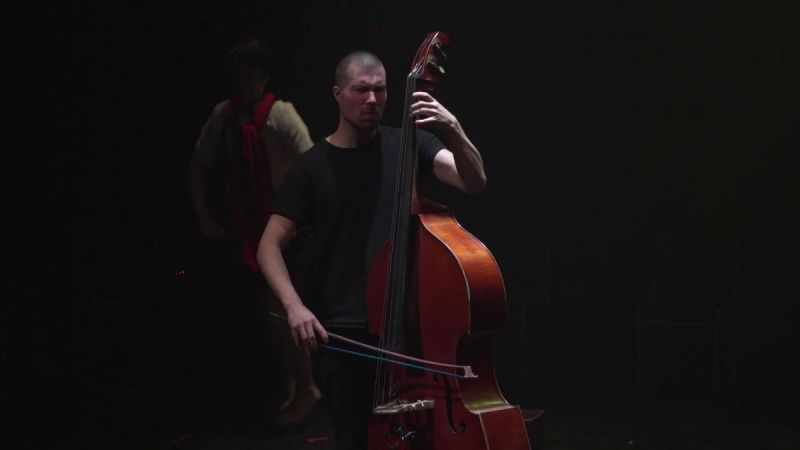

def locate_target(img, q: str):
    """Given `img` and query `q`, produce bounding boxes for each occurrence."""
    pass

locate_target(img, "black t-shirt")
[270,126,444,327]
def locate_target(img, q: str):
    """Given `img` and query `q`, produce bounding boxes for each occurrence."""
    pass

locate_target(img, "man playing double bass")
[257,50,486,450]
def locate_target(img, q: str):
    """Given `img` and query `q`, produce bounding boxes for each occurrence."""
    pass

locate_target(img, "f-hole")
[434,374,467,434]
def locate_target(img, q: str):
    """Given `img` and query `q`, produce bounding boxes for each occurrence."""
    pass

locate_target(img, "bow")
[268,312,476,379]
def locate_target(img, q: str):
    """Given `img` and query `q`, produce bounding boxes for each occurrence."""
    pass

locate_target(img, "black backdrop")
[9,0,799,443]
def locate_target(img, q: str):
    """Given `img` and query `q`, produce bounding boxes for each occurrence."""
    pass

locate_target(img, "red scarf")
[226,91,276,271]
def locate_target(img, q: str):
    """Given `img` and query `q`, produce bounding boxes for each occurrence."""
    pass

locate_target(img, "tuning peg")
[427,61,446,75]
[433,42,448,60]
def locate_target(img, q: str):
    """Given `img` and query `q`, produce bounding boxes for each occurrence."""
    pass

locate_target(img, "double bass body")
[365,200,531,450]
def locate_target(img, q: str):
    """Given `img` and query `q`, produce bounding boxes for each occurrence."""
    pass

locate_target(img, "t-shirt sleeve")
[192,101,229,168]
[417,129,446,180]
[267,101,314,189]
[269,155,313,225]
[273,101,314,158]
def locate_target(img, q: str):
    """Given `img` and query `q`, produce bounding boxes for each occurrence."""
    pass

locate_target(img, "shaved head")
[334,51,384,86]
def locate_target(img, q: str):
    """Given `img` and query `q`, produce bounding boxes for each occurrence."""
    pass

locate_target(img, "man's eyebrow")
[352,83,386,90]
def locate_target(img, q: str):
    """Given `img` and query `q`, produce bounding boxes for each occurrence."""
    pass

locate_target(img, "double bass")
[364,32,531,450]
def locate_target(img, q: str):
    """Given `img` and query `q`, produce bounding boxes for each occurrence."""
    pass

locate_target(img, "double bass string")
[384,70,416,405]
[374,71,400,407]
[373,70,419,408]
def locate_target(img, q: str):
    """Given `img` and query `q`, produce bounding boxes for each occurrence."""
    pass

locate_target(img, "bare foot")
[275,385,321,426]
[280,377,297,410]
[260,377,296,411]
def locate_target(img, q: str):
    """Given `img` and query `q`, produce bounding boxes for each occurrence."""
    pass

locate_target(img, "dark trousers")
[315,328,378,450]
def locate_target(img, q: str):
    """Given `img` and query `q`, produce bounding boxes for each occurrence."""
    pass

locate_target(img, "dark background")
[8,0,799,448]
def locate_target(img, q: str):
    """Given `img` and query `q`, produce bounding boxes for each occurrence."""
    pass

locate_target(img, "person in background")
[188,38,319,426]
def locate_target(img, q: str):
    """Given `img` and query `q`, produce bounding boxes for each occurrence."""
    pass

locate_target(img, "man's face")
[234,67,269,100]
[334,64,387,131]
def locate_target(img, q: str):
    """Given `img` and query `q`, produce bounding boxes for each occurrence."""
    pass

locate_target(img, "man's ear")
[332,85,340,101]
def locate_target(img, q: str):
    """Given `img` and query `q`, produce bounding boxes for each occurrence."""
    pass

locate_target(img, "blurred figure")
[188,38,319,425]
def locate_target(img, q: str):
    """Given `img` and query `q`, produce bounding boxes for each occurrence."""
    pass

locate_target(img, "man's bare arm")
[257,214,328,349]
[410,91,487,194]
[187,161,227,241]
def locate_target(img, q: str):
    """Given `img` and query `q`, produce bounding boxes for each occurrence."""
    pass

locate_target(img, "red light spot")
[306,435,329,444]
[174,269,187,277]
[169,434,192,445]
